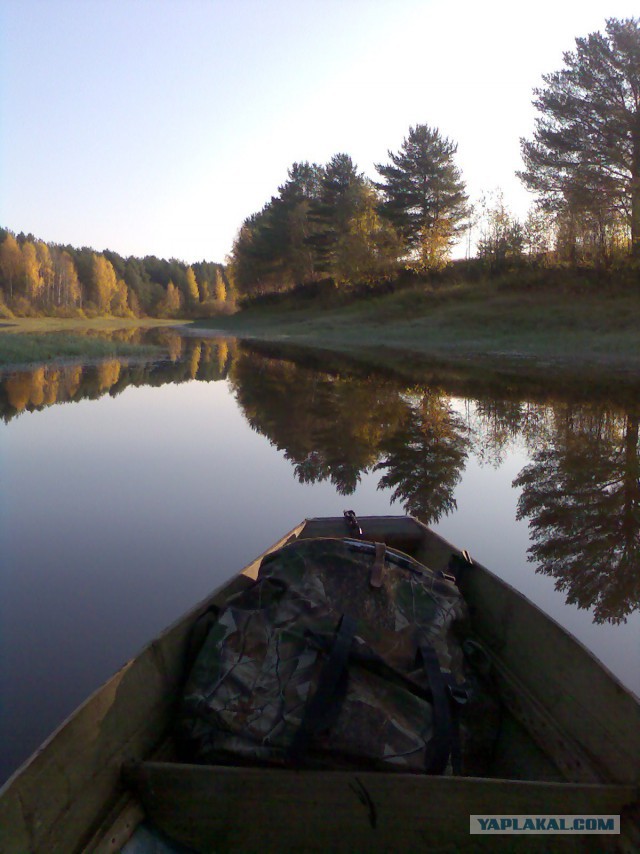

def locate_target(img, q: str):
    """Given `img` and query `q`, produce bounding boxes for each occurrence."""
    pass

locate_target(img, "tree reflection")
[514,406,640,624]
[231,351,469,519]
[232,347,639,623]
[3,336,639,625]
[375,390,470,522]
[467,399,551,467]
[0,335,232,421]
[230,352,404,494]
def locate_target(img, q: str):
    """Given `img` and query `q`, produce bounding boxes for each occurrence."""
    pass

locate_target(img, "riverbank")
[3,278,640,386]
[0,317,183,369]
[192,277,640,384]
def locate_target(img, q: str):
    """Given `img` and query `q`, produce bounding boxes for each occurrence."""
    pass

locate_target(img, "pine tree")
[375,125,468,266]
[519,18,640,257]
[307,154,364,275]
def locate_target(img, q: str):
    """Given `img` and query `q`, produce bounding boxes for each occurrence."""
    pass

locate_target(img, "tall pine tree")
[519,18,640,257]
[375,125,468,267]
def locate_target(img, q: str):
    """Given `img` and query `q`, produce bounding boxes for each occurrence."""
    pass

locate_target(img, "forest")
[0,232,231,320]
[227,17,640,299]
[1,17,638,317]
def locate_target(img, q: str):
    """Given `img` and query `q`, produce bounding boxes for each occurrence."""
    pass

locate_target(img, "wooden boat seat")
[123,760,638,853]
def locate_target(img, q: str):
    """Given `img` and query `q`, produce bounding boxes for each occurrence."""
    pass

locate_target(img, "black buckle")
[343,509,363,538]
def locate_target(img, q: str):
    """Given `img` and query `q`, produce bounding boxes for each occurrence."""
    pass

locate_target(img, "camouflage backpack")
[177,537,498,776]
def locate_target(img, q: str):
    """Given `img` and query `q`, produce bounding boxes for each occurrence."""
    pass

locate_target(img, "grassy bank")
[193,276,640,382]
[0,317,183,369]
[0,317,184,335]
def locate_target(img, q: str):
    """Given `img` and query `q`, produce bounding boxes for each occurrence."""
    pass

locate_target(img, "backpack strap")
[370,542,386,588]
[289,614,357,763]
[417,641,454,775]
[443,673,469,776]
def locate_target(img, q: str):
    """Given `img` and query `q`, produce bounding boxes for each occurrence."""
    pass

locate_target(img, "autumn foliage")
[0,230,232,319]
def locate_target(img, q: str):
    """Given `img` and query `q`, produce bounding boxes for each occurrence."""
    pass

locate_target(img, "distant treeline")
[228,17,640,299]
[0,229,232,319]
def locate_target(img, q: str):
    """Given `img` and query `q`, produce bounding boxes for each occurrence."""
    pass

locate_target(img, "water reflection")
[514,406,640,625]
[373,391,469,521]
[0,331,235,420]
[228,352,405,495]
[229,351,470,517]
[228,344,640,626]
[1,333,639,627]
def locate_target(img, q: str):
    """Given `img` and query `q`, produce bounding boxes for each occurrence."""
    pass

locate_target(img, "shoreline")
[0,317,184,371]
[2,290,640,391]
[189,321,640,377]
[189,297,640,390]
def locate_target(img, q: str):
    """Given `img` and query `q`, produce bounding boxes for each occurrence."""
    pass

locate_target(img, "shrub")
[8,296,38,317]
[196,299,237,317]
[50,305,86,319]
[0,294,14,319]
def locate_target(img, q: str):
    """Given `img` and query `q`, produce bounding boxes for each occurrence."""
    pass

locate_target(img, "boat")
[0,514,638,853]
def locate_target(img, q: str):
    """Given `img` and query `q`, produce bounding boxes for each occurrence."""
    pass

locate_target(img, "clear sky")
[1,0,638,264]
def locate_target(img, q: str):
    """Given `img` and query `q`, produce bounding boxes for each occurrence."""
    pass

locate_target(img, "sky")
[1,0,639,265]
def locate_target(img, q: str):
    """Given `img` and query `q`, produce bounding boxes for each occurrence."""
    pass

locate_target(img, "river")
[0,329,638,785]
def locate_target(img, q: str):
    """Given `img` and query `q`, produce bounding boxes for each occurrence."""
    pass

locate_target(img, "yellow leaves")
[419,390,454,437]
[5,373,33,411]
[22,241,43,301]
[28,366,46,406]
[63,365,83,398]
[90,254,131,315]
[58,251,81,306]
[96,359,121,392]
[0,287,13,318]
[92,254,118,312]
[128,288,142,317]
[414,218,454,272]
[334,183,401,284]
[0,233,23,297]
[0,234,85,309]
[168,281,182,312]
[156,281,183,318]
[5,365,74,411]
[214,269,227,302]
[188,342,201,379]
[110,278,130,317]
[42,369,61,405]
[35,242,54,295]
[159,329,183,362]
[185,267,199,305]
[216,339,229,375]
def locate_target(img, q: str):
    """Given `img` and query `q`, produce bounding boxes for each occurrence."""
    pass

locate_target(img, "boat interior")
[116,517,639,853]
[1,516,637,853]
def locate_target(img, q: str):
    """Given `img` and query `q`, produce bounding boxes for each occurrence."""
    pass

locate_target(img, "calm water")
[1,331,639,784]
